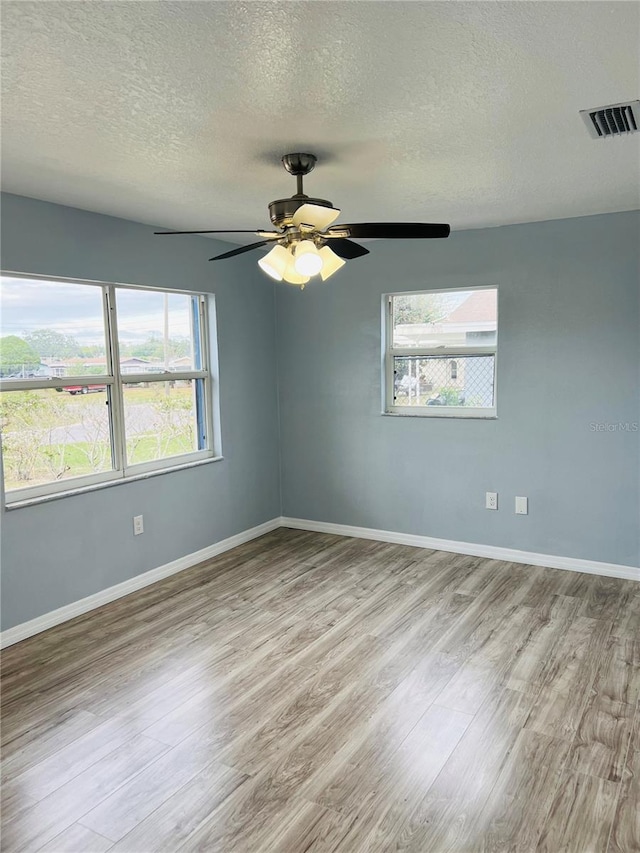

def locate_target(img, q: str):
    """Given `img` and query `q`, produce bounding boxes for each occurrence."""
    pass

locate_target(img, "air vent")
[580,101,640,139]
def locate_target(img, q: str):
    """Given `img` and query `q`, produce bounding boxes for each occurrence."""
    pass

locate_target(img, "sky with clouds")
[1,276,193,347]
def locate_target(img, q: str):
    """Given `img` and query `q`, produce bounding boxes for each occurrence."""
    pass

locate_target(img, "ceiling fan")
[155,153,451,289]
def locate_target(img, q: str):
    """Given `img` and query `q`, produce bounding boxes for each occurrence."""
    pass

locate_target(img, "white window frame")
[383,285,498,419]
[1,272,217,504]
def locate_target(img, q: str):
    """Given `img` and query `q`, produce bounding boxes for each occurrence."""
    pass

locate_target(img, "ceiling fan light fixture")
[294,240,323,276]
[158,153,451,288]
[318,246,346,281]
[258,244,290,280]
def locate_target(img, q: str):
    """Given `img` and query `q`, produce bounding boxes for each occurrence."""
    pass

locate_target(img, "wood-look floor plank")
[2,715,161,804]
[256,798,355,853]
[470,728,570,853]
[453,556,505,596]
[108,761,248,852]
[2,710,103,775]
[611,590,640,639]
[589,635,640,707]
[505,593,583,695]
[537,770,619,853]
[306,652,461,814]
[139,625,359,747]
[607,705,640,853]
[1,734,167,852]
[1,529,637,853]
[78,746,234,843]
[580,575,629,622]
[520,564,572,607]
[563,570,599,600]
[2,594,213,705]
[567,692,635,782]
[436,567,538,666]
[217,633,391,775]
[524,615,612,740]
[434,661,498,715]
[335,704,474,852]
[36,823,113,853]
[387,686,540,852]
[0,790,38,826]
[84,640,242,720]
[174,770,298,852]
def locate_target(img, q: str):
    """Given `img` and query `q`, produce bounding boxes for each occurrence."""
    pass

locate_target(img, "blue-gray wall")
[276,211,640,568]
[0,193,281,630]
[2,198,638,632]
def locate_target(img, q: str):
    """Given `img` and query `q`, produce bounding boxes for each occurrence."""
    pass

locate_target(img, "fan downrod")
[281,153,317,197]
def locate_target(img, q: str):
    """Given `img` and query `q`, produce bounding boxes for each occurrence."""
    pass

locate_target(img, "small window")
[384,287,498,417]
[0,273,217,503]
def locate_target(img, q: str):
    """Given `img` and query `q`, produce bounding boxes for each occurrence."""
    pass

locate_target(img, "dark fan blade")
[330,223,450,240]
[155,229,271,236]
[325,238,370,260]
[209,240,275,261]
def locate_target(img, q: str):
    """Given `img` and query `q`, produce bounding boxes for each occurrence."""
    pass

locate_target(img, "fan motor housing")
[268,196,335,228]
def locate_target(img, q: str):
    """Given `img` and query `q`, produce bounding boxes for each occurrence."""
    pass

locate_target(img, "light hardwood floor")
[1,528,639,852]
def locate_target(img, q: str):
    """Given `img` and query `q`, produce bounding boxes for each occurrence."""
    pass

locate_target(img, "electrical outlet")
[133,515,144,535]
[485,492,498,510]
[515,496,528,515]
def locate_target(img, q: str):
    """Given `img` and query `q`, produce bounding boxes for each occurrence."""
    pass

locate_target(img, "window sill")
[382,411,498,420]
[4,455,224,511]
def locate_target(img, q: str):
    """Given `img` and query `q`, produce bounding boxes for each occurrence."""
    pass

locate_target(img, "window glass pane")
[0,388,113,491]
[393,355,495,408]
[123,379,202,466]
[0,276,108,379]
[392,288,497,350]
[115,289,200,373]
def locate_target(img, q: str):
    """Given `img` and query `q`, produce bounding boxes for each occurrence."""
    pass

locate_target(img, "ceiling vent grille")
[580,101,640,139]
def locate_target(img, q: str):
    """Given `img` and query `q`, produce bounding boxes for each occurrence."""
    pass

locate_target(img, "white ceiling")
[2,1,639,242]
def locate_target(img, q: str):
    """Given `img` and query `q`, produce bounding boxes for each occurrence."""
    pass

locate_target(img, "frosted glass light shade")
[257,244,289,281]
[318,246,346,281]
[294,241,323,276]
[282,253,310,285]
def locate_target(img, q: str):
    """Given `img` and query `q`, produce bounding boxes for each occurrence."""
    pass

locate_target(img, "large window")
[0,273,216,503]
[384,287,498,417]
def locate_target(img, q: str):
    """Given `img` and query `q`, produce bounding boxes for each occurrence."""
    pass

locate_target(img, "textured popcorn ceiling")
[2,1,639,241]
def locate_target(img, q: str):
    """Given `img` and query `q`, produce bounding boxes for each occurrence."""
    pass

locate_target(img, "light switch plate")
[515,497,528,515]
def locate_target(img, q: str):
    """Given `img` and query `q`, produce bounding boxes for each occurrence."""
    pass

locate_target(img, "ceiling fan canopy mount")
[154,153,451,288]
[280,152,317,177]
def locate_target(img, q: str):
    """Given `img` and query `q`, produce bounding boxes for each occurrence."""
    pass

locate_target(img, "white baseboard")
[0,518,281,648]
[280,517,640,583]
[3,514,637,648]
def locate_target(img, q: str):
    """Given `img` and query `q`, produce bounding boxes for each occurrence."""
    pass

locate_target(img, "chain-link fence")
[393,355,495,408]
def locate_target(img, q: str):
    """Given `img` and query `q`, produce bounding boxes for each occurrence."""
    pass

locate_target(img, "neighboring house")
[41,356,169,377]
[169,356,193,371]
[4,359,61,379]
[40,359,69,377]
[62,357,166,375]
[77,357,107,370]
[120,357,156,375]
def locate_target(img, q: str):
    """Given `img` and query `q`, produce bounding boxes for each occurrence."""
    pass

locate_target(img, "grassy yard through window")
[0,385,196,491]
